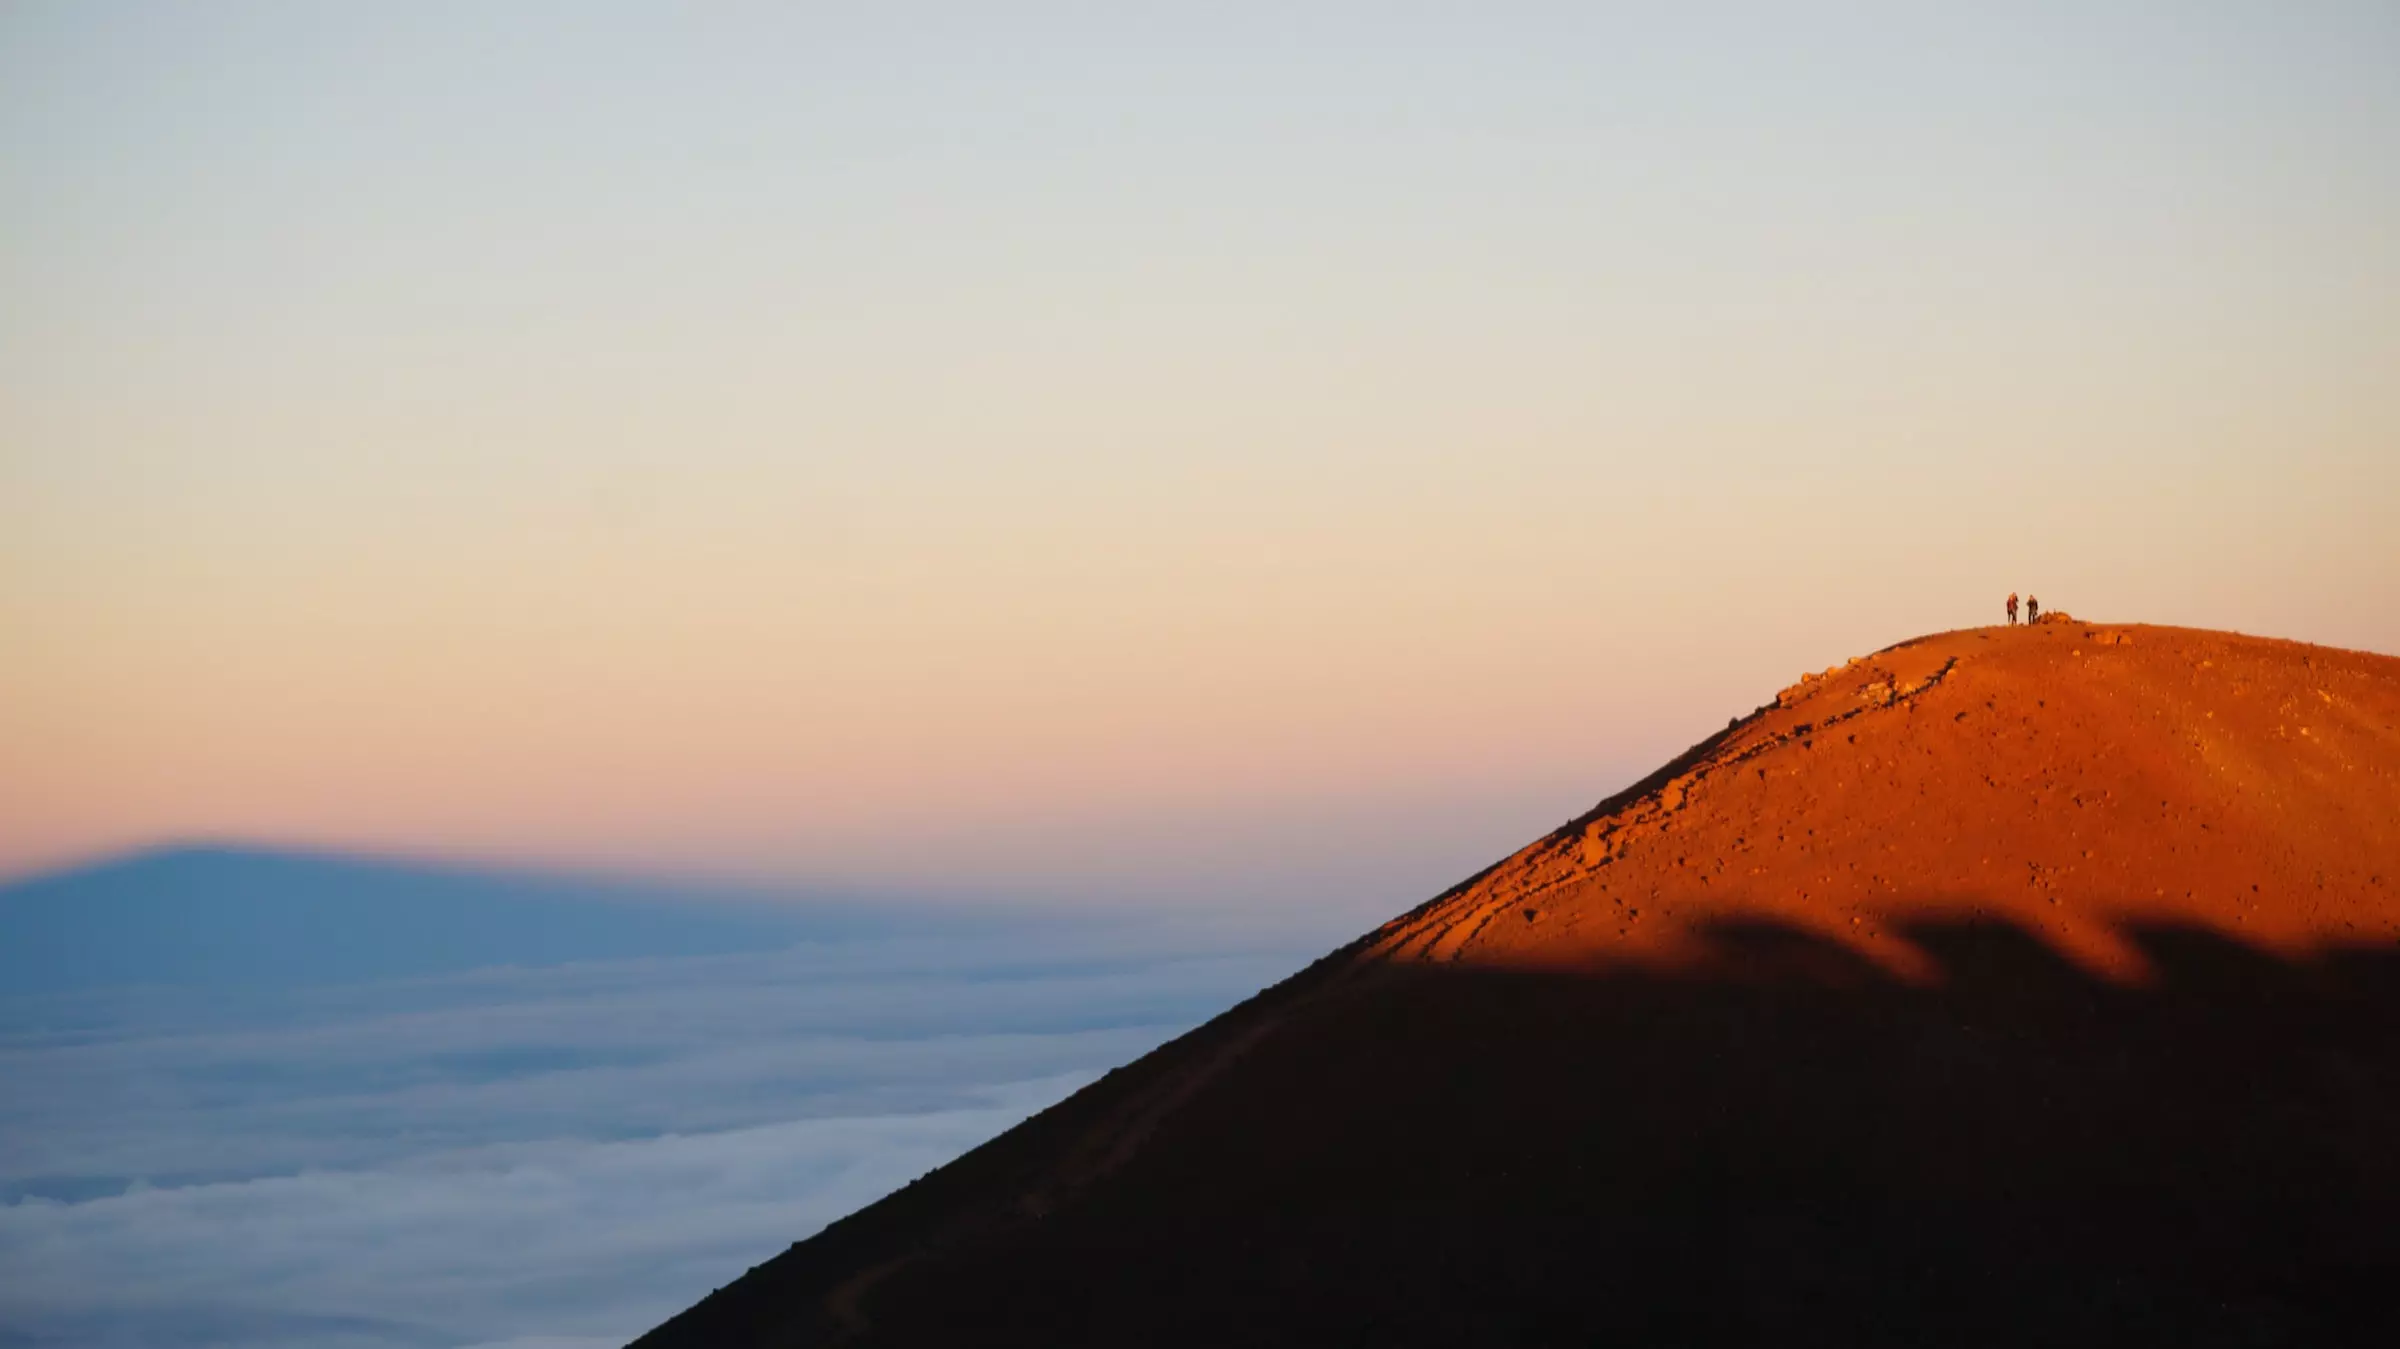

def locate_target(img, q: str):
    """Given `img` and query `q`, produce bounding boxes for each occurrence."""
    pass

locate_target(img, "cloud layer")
[0,925,1319,1347]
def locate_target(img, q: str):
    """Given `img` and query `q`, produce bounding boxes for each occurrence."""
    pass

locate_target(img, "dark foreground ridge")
[633,622,2400,1347]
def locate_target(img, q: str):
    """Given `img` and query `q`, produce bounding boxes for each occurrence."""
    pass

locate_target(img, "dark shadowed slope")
[633,622,2400,1347]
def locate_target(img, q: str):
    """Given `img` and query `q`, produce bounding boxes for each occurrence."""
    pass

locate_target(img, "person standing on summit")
[2027,595,2040,624]
[2007,592,2019,625]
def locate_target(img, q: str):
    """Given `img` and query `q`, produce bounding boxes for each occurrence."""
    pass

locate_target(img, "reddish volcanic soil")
[635,621,2400,1348]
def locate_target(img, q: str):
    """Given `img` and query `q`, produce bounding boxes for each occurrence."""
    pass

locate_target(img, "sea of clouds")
[0,925,1323,1348]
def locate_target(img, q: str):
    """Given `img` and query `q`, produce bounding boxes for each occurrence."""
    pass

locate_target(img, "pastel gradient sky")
[5,3,2396,902]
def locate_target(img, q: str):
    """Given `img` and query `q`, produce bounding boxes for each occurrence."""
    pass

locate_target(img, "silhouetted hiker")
[2007,592,2019,625]
[2027,595,2040,624]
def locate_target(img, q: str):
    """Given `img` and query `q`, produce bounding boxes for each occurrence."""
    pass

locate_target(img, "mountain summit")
[636,621,2400,1347]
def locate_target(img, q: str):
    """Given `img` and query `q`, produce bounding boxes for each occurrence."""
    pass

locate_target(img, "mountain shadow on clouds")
[0,846,998,995]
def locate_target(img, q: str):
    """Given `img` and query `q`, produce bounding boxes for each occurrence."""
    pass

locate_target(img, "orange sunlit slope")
[1382,617,2400,977]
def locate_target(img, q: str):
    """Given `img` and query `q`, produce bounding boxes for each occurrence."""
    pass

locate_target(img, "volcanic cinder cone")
[635,622,2400,1348]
